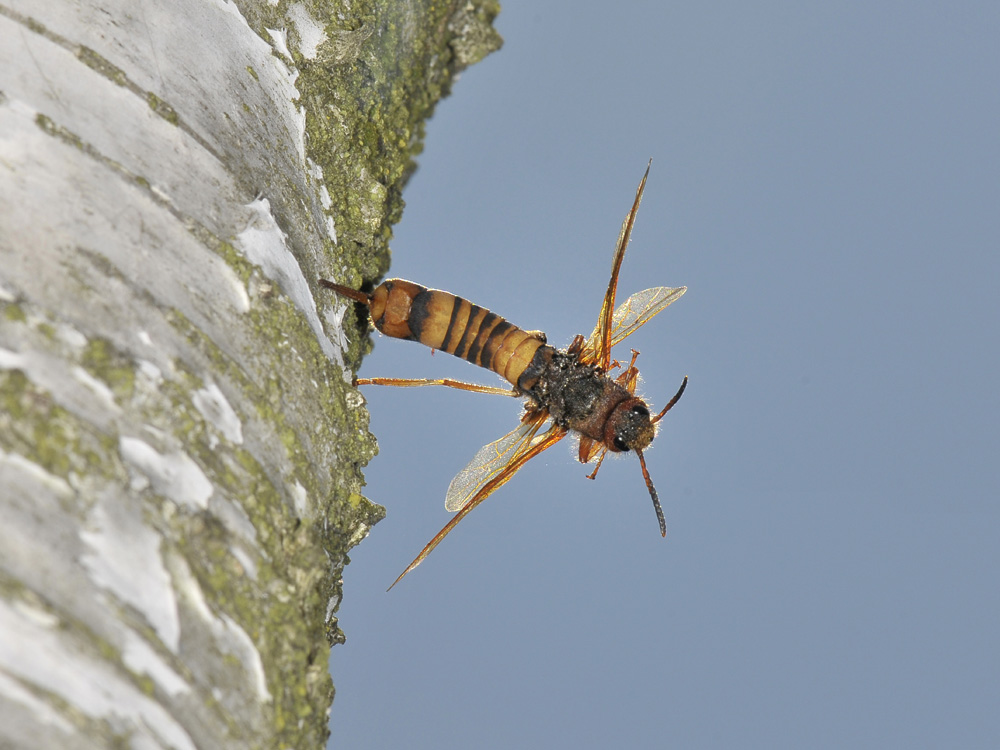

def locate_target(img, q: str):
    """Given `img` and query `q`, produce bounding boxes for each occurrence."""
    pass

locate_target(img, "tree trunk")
[0,1,499,747]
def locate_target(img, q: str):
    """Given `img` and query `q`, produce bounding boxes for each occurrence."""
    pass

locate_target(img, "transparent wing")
[388,419,567,589]
[593,163,650,368]
[445,413,553,512]
[580,286,687,363]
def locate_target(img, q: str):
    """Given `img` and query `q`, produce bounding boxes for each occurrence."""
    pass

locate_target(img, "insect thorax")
[518,347,630,439]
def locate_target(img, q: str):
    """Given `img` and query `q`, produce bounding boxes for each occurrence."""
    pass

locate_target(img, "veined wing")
[445,412,555,512]
[580,286,687,364]
[389,418,567,590]
[593,162,650,369]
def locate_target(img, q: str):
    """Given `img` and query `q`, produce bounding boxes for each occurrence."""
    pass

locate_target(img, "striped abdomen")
[366,279,550,391]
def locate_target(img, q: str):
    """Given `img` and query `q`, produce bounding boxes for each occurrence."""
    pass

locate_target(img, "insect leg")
[585,447,609,479]
[614,349,641,393]
[355,377,518,396]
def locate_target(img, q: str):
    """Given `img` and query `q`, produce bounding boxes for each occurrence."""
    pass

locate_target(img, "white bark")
[0,0,499,747]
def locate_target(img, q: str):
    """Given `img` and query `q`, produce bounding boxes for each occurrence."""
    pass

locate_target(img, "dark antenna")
[636,448,667,537]
[652,375,688,423]
[640,375,688,536]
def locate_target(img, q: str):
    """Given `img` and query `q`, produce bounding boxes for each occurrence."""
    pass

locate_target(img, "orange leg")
[614,349,642,393]
[585,447,609,479]
[355,377,518,396]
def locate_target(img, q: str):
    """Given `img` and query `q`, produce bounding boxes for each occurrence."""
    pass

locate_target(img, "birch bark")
[0,1,499,747]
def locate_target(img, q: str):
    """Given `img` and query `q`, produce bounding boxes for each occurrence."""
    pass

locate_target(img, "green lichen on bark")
[146,92,181,125]
[2,2,501,746]
[218,0,502,656]
[35,113,85,152]
[0,368,118,482]
[3,302,27,323]
[238,0,502,303]
[80,338,137,399]
[76,46,128,88]
[0,291,375,746]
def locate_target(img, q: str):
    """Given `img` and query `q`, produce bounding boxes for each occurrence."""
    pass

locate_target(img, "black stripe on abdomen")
[465,310,501,366]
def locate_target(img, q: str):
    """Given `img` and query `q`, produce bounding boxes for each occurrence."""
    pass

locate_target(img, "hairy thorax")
[518,346,632,442]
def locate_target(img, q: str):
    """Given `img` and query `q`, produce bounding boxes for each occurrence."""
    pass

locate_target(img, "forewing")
[593,163,651,369]
[389,421,568,589]
[445,412,551,512]
[580,286,687,363]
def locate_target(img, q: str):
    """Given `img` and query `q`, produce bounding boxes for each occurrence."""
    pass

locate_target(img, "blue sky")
[329,2,1000,748]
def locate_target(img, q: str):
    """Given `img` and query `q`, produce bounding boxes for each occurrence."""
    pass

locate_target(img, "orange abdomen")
[368,279,548,390]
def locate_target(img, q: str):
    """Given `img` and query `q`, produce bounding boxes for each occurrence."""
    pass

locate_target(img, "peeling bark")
[0,0,500,747]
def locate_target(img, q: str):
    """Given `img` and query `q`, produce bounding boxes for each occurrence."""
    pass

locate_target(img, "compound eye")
[630,403,650,417]
[613,436,629,452]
